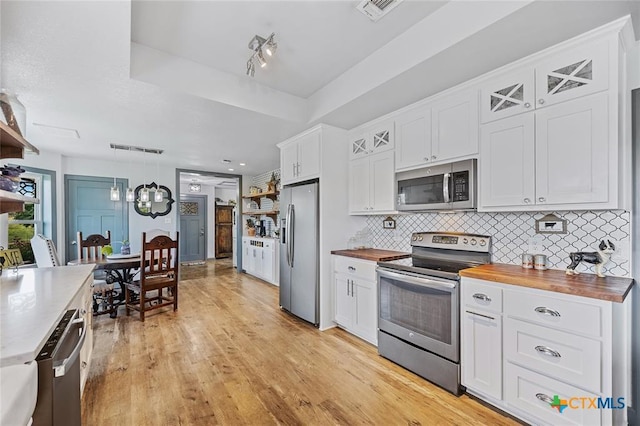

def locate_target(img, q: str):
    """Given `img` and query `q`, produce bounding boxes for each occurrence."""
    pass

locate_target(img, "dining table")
[68,253,142,317]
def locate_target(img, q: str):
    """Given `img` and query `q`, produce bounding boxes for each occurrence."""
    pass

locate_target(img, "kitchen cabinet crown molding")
[345,16,633,137]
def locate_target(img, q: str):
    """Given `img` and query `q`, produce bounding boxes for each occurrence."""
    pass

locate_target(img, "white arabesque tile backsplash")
[366,210,630,277]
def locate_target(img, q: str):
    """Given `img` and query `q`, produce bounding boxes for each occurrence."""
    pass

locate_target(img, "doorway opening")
[175,169,242,268]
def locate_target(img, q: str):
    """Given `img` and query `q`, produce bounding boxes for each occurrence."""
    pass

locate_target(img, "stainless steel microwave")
[396,159,477,211]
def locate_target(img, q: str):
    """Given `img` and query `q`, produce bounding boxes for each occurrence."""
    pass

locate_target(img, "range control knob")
[471,239,477,246]
[462,238,469,244]
[479,240,487,246]
[412,236,418,241]
[418,236,424,241]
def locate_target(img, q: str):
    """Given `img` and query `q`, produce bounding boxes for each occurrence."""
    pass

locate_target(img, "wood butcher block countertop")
[460,263,634,303]
[330,248,411,262]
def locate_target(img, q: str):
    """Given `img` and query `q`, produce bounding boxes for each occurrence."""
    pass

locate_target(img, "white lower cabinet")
[242,237,279,285]
[462,309,502,400]
[461,277,630,426]
[332,255,377,345]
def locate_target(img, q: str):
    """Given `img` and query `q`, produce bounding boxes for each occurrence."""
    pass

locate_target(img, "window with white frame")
[7,173,43,264]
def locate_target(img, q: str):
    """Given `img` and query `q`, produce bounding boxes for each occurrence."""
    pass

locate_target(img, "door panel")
[370,151,395,212]
[65,176,128,263]
[215,205,233,258]
[297,131,321,181]
[535,92,609,205]
[395,107,431,170]
[348,156,370,213]
[290,182,318,324]
[179,195,206,262]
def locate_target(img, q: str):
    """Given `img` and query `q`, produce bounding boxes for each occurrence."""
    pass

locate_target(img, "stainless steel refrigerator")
[279,180,319,325]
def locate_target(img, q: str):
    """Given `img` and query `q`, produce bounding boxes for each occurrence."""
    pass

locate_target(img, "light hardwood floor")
[82,259,518,425]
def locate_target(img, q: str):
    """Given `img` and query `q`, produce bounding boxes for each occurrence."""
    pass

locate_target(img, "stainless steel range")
[376,232,491,395]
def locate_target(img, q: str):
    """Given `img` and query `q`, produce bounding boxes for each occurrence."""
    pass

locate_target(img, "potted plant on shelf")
[246,218,256,236]
[266,171,280,193]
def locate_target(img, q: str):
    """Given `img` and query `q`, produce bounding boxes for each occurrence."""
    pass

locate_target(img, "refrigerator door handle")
[289,204,295,267]
[285,204,292,267]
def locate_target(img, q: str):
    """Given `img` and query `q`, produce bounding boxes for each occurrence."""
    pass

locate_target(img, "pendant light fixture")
[110,146,120,201]
[154,154,163,203]
[140,150,150,203]
[125,147,135,202]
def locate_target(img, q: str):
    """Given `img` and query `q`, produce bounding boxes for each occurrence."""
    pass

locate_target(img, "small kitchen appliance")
[396,159,477,211]
[376,232,491,395]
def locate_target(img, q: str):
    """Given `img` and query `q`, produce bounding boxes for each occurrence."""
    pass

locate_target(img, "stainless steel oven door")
[377,267,459,362]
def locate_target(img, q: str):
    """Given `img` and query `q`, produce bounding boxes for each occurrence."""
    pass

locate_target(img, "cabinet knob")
[538,99,545,105]
[524,198,531,204]
[423,157,429,162]
[524,102,531,108]
[538,197,546,203]
[431,155,437,160]
[348,266,356,272]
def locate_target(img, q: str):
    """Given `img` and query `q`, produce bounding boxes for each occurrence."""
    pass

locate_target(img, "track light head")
[246,32,276,77]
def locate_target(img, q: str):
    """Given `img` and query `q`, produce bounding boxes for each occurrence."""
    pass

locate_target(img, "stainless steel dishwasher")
[32,309,86,426]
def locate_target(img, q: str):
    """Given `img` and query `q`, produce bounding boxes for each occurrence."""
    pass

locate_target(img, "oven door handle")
[377,267,457,290]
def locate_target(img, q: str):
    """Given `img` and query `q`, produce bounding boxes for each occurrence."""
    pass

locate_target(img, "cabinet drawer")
[504,290,602,337]
[333,256,376,280]
[505,362,601,426]
[504,318,601,393]
[462,278,502,313]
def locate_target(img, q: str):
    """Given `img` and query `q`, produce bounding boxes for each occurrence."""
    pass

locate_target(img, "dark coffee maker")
[257,220,266,237]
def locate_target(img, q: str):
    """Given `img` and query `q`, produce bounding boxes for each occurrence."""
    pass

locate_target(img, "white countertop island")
[0,265,94,366]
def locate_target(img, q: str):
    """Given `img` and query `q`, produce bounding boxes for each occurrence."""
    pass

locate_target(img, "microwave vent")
[356,0,404,21]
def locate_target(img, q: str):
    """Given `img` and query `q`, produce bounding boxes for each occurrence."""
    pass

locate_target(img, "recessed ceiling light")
[239,163,246,166]
[228,168,234,171]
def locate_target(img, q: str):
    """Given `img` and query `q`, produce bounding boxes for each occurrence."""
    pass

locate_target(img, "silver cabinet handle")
[348,266,356,272]
[465,310,495,320]
[524,102,531,108]
[524,198,531,204]
[296,162,301,176]
[347,279,350,296]
[423,157,429,162]
[351,280,355,296]
[538,99,545,105]
[292,163,296,177]
[535,306,561,317]
[535,345,562,358]
[536,393,554,405]
[432,155,437,160]
[538,197,546,202]
[472,293,491,302]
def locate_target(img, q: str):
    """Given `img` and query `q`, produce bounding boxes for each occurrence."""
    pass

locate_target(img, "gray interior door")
[65,175,128,263]
[179,195,206,262]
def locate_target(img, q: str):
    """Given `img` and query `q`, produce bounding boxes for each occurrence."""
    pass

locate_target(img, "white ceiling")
[179,172,238,188]
[1,1,638,176]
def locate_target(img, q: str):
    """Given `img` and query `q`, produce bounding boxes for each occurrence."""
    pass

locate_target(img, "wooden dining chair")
[125,232,179,321]
[77,231,115,314]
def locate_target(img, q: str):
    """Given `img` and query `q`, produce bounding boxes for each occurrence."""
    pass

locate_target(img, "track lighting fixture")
[246,32,276,77]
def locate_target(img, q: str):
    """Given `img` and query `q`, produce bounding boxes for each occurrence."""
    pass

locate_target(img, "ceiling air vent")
[356,0,404,22]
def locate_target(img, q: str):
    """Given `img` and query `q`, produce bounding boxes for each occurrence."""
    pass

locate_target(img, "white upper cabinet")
[431,90,479,162]
[349,120,394,160]
[280,128,321,185]
[480,69,535,123]
[535,92,609,205]
[481,39,610,124]
[395,89,478,172]
[479,33,621,211]
[534,38,609,108]
[394,106,431,170]
[349,150,395,214]
[480,113,535,208]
